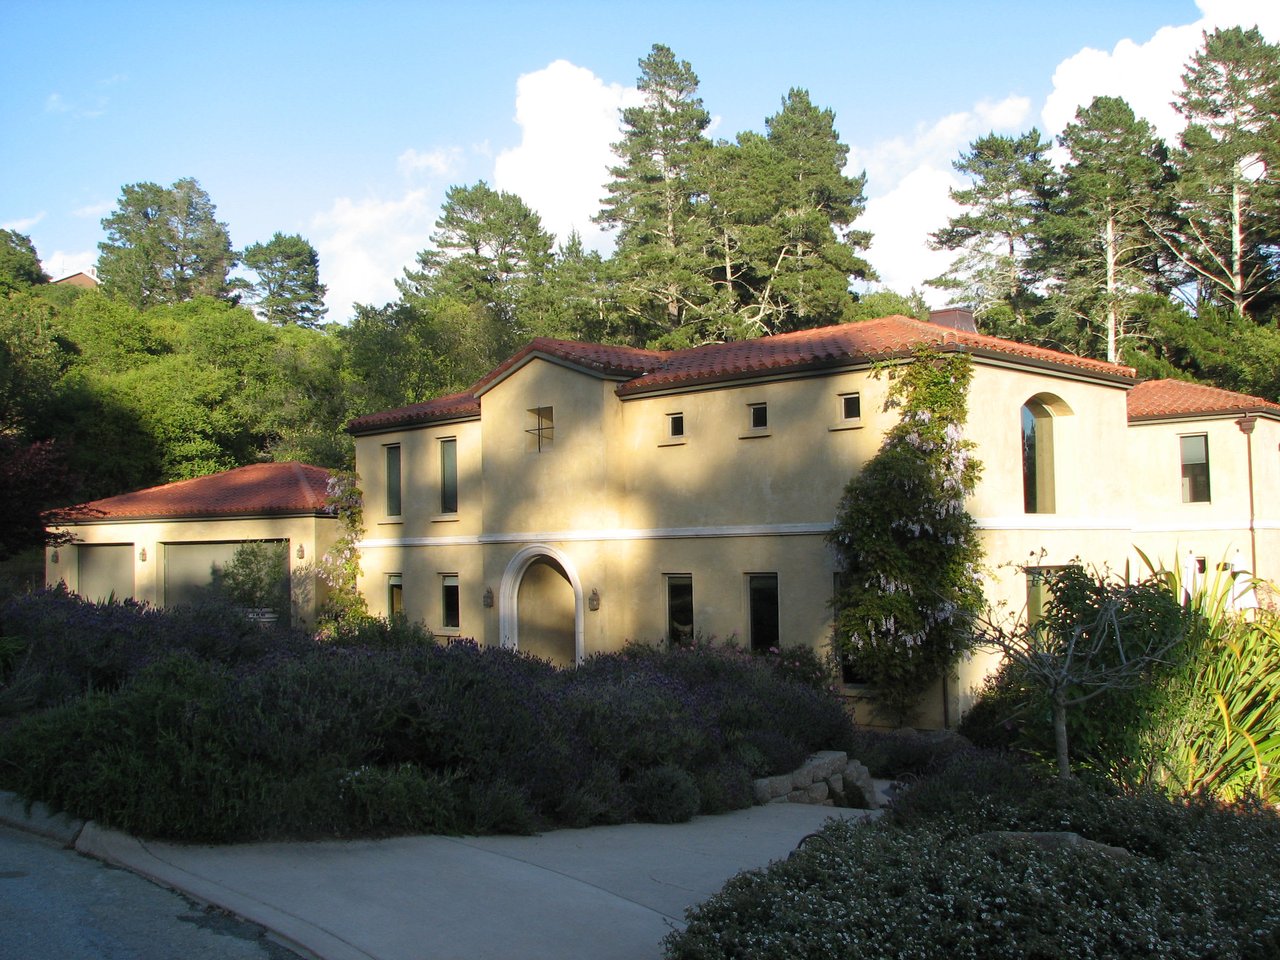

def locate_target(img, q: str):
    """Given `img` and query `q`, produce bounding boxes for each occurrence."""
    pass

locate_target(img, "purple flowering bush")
[0,591,854,842]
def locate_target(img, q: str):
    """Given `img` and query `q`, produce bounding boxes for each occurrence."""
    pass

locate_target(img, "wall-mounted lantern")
[296,543,305,559]
[50,549,59,564]
[138,547,147,562]
[588,588,600,612]
[482,586,494,608]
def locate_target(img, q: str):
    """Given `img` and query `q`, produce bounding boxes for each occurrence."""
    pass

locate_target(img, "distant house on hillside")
[45,462,338,625]
[51,267,100,288]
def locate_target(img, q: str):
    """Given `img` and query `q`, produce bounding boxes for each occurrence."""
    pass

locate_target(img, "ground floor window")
[388,573,403,617]
[666,574,693,644]
[441,573,460,630]
[748,573,779,653]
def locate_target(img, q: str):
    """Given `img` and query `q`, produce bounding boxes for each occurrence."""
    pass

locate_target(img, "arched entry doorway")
[498,544,585,666]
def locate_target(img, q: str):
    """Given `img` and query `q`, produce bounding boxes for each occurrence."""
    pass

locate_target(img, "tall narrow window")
[1181,434,1210,503]
[666,574,693,644]
[441,574,460,629]
[527,406,554,451]
[388,574,403,617]
[747,573,779,653]
[1021,401,1055,513]
[385,444,402,517]
[440,438,458,513]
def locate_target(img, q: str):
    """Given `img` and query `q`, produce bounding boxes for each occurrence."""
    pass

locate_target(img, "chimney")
[928,308,977,332]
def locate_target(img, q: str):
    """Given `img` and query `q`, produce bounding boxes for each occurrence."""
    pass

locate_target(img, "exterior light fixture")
[483,587,494,608]
[138,547,147,562]
[589,588,600,611]
[50,549,59,564]
[296,543,305,559]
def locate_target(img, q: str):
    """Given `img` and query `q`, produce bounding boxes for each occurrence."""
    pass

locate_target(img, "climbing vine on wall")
[827,344,984,722]
[317,470,369,633]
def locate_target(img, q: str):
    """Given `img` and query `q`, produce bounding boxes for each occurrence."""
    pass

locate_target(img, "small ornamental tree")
[316,471,368,634]
[828,345,983,721]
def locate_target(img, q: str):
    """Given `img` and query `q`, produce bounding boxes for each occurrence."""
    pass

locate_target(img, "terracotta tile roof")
[347,391,481,435]
[616,315,1135,395]
[348,317,1136,432]
[55,462,334,523]
[1128,378,1280,422]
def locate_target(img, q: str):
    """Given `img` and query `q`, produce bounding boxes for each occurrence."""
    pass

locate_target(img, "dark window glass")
[842,394,861,420]
[386,445,402,517]
[440,438,458,513]
[748,574,779,653]
[669,414,684,438]
[442,574,460,629]
[667,574,693,643]
[750,404,768,430]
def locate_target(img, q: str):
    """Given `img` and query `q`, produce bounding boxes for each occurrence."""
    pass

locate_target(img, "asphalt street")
[0,824,299,960]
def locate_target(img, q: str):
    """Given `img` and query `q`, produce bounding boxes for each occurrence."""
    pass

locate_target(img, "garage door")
[77,544,135,602]
[163,541,245,607]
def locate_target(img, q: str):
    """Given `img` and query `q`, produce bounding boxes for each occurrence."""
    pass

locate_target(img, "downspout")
[1236,414,1258,574]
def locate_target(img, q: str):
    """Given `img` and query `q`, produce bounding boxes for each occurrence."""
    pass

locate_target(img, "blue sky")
[2,0,1274,322]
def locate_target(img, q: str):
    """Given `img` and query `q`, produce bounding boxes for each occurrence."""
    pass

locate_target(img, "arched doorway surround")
[498,543,585,664]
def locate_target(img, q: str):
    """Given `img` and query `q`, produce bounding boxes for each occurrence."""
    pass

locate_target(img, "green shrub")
[628,765,701,823]
[847,726,973,779]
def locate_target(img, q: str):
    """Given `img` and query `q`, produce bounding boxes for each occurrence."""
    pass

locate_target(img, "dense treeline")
[0,30,1276,558]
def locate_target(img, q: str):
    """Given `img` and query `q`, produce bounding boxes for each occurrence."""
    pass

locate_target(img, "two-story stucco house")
[346,314,1280,724]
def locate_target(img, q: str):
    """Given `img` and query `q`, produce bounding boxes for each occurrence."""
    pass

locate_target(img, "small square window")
[841,393,861,421]
[441,574,460,629]
[527,406,554,452]
[749,403,768,430]
[668,413,685,438]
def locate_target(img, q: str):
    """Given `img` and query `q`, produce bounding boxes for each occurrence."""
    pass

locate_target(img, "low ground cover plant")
[0,589,853,842]
[665,751,1280,959]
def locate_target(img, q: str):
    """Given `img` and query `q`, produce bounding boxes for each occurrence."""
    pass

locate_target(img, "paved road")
[0,824,300,960]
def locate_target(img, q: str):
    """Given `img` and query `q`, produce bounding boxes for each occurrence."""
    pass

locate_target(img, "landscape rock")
[841,761,879,809]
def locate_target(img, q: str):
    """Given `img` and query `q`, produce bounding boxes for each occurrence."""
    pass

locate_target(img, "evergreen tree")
[596,44,720,346]
[1158,26,1280,319]
[242,232,328,328]
[928,130,1054,334]
[1041,97,1174,361]
[0,230,48,294]
[97,178,236,308]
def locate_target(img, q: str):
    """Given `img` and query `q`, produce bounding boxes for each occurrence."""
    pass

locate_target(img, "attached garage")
[46,462,339,626]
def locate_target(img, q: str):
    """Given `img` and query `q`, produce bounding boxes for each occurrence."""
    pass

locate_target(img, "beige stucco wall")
[352,353,1279,727]
[46,514,339,625]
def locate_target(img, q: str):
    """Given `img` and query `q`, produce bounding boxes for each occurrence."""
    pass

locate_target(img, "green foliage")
[241,232,328,328]
[315,471,368,631]
[668,753,1280,960]
[828,346,983,722]
[97,178,236,308]
[0,230,48,294]
[214,541,290,616]
[626,765,701,823]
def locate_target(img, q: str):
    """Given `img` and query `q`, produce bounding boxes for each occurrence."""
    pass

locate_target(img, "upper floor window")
[840,393,862,422]
[385,444,402,517]
[1021,400,1055,514]
[440,438,458,513]
[668,412,685,439]
[1181,434,1210,503]
[749,403,768,431]
[527,406,554,452]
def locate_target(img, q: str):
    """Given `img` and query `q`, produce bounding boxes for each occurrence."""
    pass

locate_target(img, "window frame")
[746,573,780,653]
[387,573,403,618]
[526,406,554,452]
[668,412,685,439]
[440,573,460,631]
[439,437,458,514]
[1180,433,1211,503]
[665,573,694,645]
[384,444,402,518]
[1021,400,1055,514]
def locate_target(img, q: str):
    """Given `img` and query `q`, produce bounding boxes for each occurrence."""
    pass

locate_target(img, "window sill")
[377,518,403,526]
[658,438,687,447]
[436,628,461,637]
[738,430,772,439]
[431,514,460,523]
[828,421,864,432]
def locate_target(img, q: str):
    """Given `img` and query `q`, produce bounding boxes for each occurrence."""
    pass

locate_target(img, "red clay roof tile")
[1128,379,1280,421]
[56,462,334,522]
[347,391,481,435]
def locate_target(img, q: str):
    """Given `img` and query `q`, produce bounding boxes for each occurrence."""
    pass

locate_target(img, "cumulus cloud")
[492,59,643,252]
[850,96,1031,305]
[72,202,113,219]
[41,250,97,282]
[1042,0,1280,144]
[311,190,437,322]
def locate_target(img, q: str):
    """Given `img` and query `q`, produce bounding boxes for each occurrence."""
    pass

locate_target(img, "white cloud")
[1,212,45,233]
[492,59,643,252]
[311,190,437,322]
[1042,0,1280,145]
[850,96,1030,305]
[72,202,113,219]
[41,250,96,282]
[397,147,462,179]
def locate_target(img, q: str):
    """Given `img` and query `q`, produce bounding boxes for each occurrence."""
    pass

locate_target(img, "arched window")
[1021,399,1056,513]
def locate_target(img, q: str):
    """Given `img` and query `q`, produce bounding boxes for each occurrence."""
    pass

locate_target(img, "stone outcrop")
[752,751,881,809]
